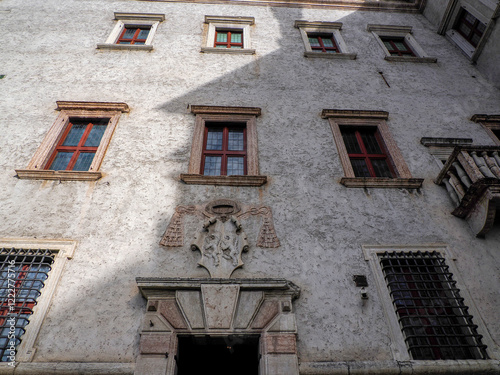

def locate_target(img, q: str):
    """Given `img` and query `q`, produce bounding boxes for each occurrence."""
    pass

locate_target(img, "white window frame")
[362,244,499,361]
[97,12,165,51]
[294,21,356,60]
[367,25,437,63]
[201,16,255,55]
[0,238,76,364]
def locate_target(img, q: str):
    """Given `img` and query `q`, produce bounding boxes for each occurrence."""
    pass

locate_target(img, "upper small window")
[471,114,500,146]
[97,12,165,51]
[202,16,255,55]
[16,101,129,181]
[323,109,423,188]
[295,21,356,60]
[181,106,266,186]
[367,24,437,63]
[455,9,486,48]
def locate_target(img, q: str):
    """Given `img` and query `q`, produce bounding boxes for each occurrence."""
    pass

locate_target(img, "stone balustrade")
[435,146,500,237]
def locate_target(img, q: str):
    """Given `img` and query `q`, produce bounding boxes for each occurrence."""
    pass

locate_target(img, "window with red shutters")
[380,37,415,57]
[201,123,247,176]
[455,9,486,47]
[307,33,339,53]
[116,27,150,45]
[45,118,109,172]
[214,29,244,49]
[340,126,395,178]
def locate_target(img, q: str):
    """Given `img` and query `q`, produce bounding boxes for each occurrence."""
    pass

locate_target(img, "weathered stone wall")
[0,0,499,371]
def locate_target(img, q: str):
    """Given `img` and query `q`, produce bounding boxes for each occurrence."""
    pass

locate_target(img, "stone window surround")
[294,21,356,60]
[201,16,256,55]
[367,24,437,63]
[0,238,76,364]
[96,12,165,51]
[15,101,129,181]
[180,105,267,186]
[472,114,500,146]
[322,109,423,188]
[362,244,499,362]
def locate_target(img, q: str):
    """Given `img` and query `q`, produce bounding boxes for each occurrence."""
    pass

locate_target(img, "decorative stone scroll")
[160,199,280,248]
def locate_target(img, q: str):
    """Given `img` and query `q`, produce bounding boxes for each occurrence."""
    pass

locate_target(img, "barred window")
[379,251,488,360]
[0,248,55,361]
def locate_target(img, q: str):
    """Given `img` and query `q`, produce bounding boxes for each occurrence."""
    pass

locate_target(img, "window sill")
[340,177,424,188]
[96,43,153,51]
[304,52,357,60]
[384,56,437,63]
[16,169,102,181]
[201,47,256,55]
[180,174,267,186]
[446,30,474,58]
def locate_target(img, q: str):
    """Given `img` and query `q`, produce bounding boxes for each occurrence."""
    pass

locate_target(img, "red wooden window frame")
[380,37,415,57]
[214,29,243,48]
[307,33,339,53]
[201,123,247,176]
[117,26,150,45]
[341,126,395,178]
[455,10,486,47]
[45,119,108,171]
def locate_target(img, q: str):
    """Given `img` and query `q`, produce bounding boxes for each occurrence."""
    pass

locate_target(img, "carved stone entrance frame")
[134,278,300,375]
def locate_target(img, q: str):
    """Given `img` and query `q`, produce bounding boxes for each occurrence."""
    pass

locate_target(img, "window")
[380,251,488,360]
[97,12,165,51]
[363,244,495,362]
[455,9,486,48]
[202,16,255,55]
[181,106,266,186]
[16,101,129,181]
[294,21,356,60]
[323,109,423,188]
[0,239,75,362]
[471,114,500,146]
[202,124,246,176]
[367,25,437,63]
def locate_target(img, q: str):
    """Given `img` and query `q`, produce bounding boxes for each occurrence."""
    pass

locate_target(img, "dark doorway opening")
[176,335,260,375]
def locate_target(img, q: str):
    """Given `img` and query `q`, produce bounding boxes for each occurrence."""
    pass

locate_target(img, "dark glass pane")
[216,32,228,43]
[458,23,471,36]
[342,130,361,154]
[228,129,244,151]
[122,28,136,39]
[134,41,145,45]
[227,157,244,175]
[360,131,383,154]
[73,152,95,171]
[206,129,223,150]
[394,41,409,52]
[476,22,486,34]
[464,12,476,24]
[119,41,131,44]
[231,32,242,43]
[470,33,481,46]
[84,124,106,147]
[308,37,320,47]
[371,159,393,177]
[350,159,370,177]
[62,123,86,146]
[49,152,73,171]
[138,29,150,39]
[383,41,393,50]
[326,50,338,53]
[322,37,334,47]
[203,156,221,176]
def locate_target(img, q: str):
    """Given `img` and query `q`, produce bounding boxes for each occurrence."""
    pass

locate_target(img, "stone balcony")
[435,146,500,237]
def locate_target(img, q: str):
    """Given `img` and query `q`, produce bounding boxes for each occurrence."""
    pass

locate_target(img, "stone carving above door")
[160,199,280,249]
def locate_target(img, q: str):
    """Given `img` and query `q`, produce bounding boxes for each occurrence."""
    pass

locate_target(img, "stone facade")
[0,0,499,374]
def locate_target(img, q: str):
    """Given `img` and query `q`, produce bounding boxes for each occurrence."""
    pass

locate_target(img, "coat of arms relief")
[160,199,280,278]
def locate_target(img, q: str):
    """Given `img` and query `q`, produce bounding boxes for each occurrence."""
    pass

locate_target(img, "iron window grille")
[117,26,151,45]
[46,118,109,172]
[380,37,415,57]
[340,126,395,178]
[201,123,247,176]
[307,33,339,53]
[455,9,486,47]
[379,251,488,360]
[214,29,243,49]
[0,248,55,361]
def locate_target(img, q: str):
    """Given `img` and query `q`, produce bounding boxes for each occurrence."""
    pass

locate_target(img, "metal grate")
[379,251,488,360]
[0,248,55,361]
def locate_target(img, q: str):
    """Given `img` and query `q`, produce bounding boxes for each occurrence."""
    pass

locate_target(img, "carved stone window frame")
[16,101,129,181]
[322,109,423,188]
[294,21,356,60]
[180,106,267,186]
[201,16,256,55]
[0,238,76,364]
[367,25,437,63]
[362,244,499,361]
[472,114,500,146]
[96,12,165,51]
